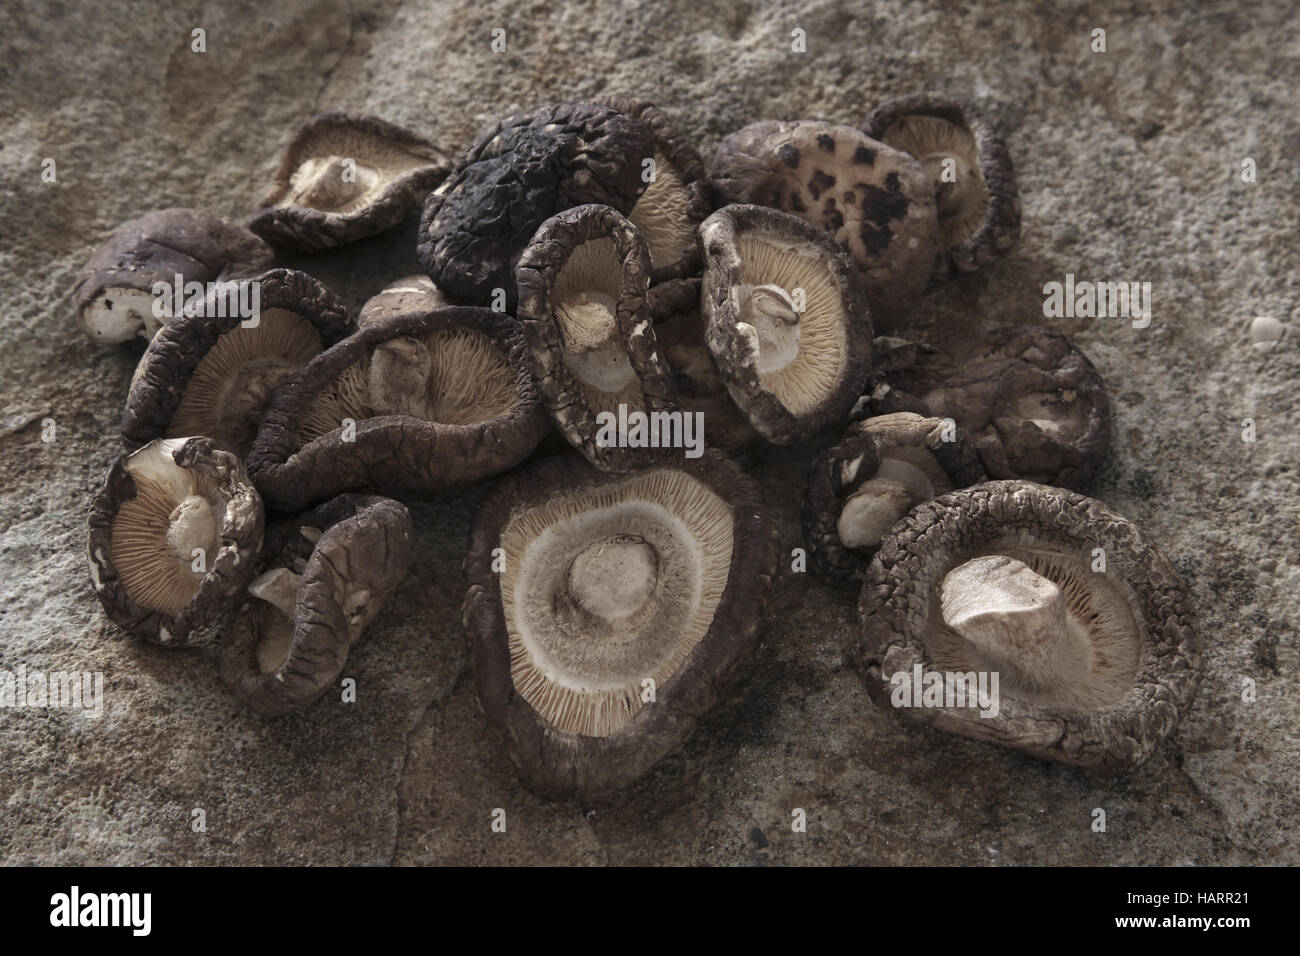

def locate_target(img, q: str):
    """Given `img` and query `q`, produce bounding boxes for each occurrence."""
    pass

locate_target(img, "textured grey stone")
[1,0,1296,865]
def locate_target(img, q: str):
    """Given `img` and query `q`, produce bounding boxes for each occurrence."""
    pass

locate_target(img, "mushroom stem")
[939,555,1075,690]
[289,155,379,209]
[248,566,302,621]
[564,534,660,624]
[165,495,221,570]
[556,293,638,393]
[838,477,913,550]
[738,283,800,374]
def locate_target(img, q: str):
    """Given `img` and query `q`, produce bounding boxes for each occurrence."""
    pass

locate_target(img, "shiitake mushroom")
[855,481,1201,772]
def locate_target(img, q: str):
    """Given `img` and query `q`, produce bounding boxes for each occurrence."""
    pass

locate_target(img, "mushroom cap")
[220,494,413,717]
[464,450,780,798]
[249,111,451,252]
[865,325,1111,489]
[700,204,873,444]
[861,92,1021,279]
[87,437,264,647]
[418,101,655,309]
[803,412,984,576]
[709,120,938,328]
[855,480,1201,772]
[248,306,550,511]
[516,203,677,471]
[121,268,354,457]
[594,94,713,283]
[73,208,275,347]
[358,273,455,326]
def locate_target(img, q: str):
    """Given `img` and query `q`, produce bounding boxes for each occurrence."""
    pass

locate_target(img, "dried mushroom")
[358,273,454,326]
[864,325,1111,489]
[87,437,263,646]
[248,306,549,510]
[861,92,1020,278]
[249,111,450,252]
[220,495,412,717]
[73,208,275,347]
[121,269,353,457]
[700,204,872,444]
[464,450,780,797]
[855,481,1200,772]
[516,203,677,470]
[595,94,712,282]
[709,120,938,327]
[418,101,654,308]
[803,412,984,576]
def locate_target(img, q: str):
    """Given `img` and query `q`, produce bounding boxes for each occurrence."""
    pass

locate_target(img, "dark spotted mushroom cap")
[855,480,1201,772]
[802,412,984,577]
[247,306,550,511]
[701,204,873,444]
[418,101,655,309]
[710,120,938,328]
[863,325,1111,490]
[861,92,1021,279]
[73,208,275,347]
[516,203,677,471]
[87,437,264,647]
[463,449,780,798]
[220,494,412,718]
[249,111,451,252]
[121,268,354,458]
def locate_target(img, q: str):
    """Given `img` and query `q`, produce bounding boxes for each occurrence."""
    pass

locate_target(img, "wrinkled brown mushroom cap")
[121,268,354,457]
[249,111,450,252]
[220,494,412,717]
[87,437,264,647]
[865,325,1111,489]
[73,208,275,347]
[418,101,655,309]
[248,306,550,511]
[464,450,780,798]
[803,412,984,576]
[700,204,873,444]
[594,94,712,283]
[861,92,1021,279]
[855,480,1201,772]
[710,120,938,327]
[516,203,677,471]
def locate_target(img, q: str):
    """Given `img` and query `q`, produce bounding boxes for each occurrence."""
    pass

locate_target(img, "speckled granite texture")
[0,0,1295,865]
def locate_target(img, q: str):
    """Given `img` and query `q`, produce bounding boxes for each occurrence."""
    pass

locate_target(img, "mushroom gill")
[734,232,847,416]
[627,153,694,276]
[168,308,323,454]
[879,114,989,253]
[110,442,223,618]
[498,469,734,737]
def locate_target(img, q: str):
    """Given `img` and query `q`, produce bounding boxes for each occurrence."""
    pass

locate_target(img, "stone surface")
[1,0,1296,865]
